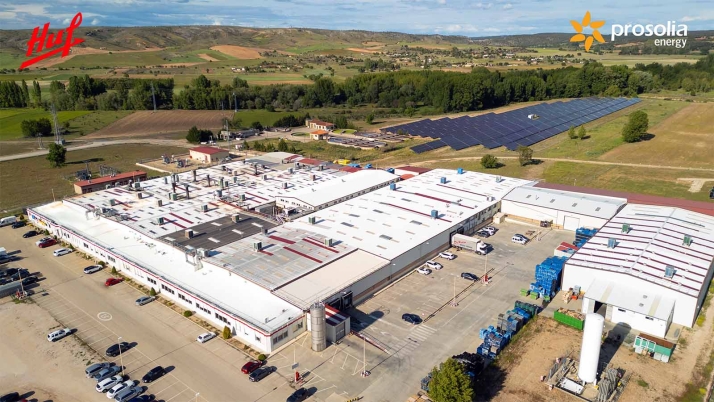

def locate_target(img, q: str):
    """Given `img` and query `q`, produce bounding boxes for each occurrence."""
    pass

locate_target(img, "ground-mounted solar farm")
[382,97,641,153]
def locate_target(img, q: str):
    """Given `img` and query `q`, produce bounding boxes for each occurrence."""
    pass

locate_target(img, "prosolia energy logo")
[571,11,689,51]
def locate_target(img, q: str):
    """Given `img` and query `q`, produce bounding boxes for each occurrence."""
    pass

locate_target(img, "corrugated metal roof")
[276,170,397,208]
[503,186,627,220]
[568,203,714,297]
[74,171,147,188]
[585,279,675,321]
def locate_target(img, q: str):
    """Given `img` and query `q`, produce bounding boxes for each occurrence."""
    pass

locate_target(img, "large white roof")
[287,169,533,260]
[567,204,714,297]
[68,159,347,238]
[277,169,398,208]
[585,279,675,321]
[503,186,626,220]
[32,200,301,334]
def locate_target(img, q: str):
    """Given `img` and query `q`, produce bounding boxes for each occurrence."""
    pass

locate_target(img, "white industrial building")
[501,186,627,231]
[563,204,714,337]
[275,170,398,213]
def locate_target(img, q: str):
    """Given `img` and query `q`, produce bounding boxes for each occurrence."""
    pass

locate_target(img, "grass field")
[0,109,92,140]
[65,111,135,137]
[0,144,185,212]
[56,51,169,68]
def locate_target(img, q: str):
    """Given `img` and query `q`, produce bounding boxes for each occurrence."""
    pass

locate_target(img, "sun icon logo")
[570,11,606,52]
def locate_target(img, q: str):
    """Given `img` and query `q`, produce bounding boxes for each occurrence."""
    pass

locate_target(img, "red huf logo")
[20,12,85,70]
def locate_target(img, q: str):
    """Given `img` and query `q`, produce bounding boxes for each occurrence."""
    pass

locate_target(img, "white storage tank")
[578,313,605,383]
[310,302,327,352]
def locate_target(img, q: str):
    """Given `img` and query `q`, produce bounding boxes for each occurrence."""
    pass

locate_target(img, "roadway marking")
[97,312,113,321]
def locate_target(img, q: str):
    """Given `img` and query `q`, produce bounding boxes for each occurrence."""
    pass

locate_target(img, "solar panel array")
[393,97,641,154]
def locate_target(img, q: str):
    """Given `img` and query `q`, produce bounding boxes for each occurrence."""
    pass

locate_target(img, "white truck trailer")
[451,234,489,255]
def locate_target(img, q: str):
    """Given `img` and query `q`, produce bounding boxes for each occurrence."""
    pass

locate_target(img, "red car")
[105,278,123,287]
[38,239,57,248]
[241,360,264,374]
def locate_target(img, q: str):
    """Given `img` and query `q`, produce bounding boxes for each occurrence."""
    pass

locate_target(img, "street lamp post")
[118,336,124,377]
[195,392,200,402]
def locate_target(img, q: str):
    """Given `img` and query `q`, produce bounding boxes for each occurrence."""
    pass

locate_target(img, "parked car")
[47,328,72,342]
[461,272,479,281]
[0,392,21,402]
[93,366,122,382]
[241,360,264,374]
[9,269,30,282]
[53,248,71,257]
[22,230,38,238]
[0,216,17,227]
[511,234,528,245]
[11,221,26,229]
[38,239,57,248]
[196,332,216,343]
[105,342,130,357]
[402,313,422,325]
[35,236,52,246]
[141,366,165,383]
[248,366,275,382]
[115,387,143,402]
[86,362,112,378]
[127,396,155,402]
[135,296,155,306]
[416,267,432,275]
[425,260,443,270]
[21,276,39,286]
[475,230,491,238]
[107,380,134,399]
[105,278,123,287]
[286,388,309,402]
[96,375,124,392]
[0,268,19,278]
[482,226,497,236]
[438,251,456,260]
[84,265,103,274]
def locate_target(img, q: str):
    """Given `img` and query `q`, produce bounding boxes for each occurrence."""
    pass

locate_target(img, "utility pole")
[151,82,157,112]
[233,92,237,113]
[50,103,62,145]
[118,336,124,377]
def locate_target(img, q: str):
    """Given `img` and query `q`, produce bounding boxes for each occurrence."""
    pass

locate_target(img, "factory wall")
[500,200,607,231]
[607,303,670,338]
[563,264,699,328]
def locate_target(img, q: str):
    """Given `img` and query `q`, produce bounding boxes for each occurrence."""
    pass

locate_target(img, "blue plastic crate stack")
[476,301,541,359]
[531,256,568,299]
[574,227,598,248]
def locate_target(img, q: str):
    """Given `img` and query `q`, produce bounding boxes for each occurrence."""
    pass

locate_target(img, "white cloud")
[91,18,100,25]
[63,18,70,24]
[681,13,714,22]
[482,27,501,32]
[474,2,492,9]
[212,19,222,25]
[502,3,512,9]
[437,0,446,4]
[436,23,479,33]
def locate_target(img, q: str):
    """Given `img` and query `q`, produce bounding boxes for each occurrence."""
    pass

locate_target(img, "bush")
[183,310,193,317]
[222,325,231,339]
[480,154,499,169]
[98,261,106,267]
[258,354,266,361]
[111,267,117,275]
[149,287,156,296]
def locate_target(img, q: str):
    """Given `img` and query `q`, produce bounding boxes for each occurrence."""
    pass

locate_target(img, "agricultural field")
[86,109,296,139]
[0,144,185,212]
[55,51,171,68]
[0,109,91,140]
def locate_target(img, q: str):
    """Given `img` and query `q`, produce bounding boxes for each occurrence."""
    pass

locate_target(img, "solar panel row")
[397,97,642,154]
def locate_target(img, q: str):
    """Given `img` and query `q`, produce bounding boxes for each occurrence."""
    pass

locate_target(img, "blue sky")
[1,0,712,35]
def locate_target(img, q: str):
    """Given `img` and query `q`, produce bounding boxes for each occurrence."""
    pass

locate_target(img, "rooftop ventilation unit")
[440,177,447,184]
[607,238,617,249]
[389,183,396,191]
[164,176,168,184]
[282,182,288,189]
[318,165,324,171]
[253,241,263,252]
[192,170,197,182]
[185,229,194,239]
[386,168,395,173]
[622,224,630,234]
[486,196,495,202]
[239,194,246,201]
[154,217,165,225]
[308,216,317,225]
[133,182,141,190]
[109,199,118,206]
[197,248,209,258]
[311,174,316,181]
[431,210,438,219]
[105,184,112,190]
[215,189,223,198]
[495,176,504,183]
[664,266,676,278]
[288,168,294,174]
[324,238,333,247]
[262,228,269,235]
[136,192,144,200]
[457,168,464,175]
[201,204,208,212]
[170,193,178,201]
[231,214,240,223]
[233,176,238,183]
[263,174,268,181]
[295,162,300,168]
[683,235,693,246]
[156,199,163,207]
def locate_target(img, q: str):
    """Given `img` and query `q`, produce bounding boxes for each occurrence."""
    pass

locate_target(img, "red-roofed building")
[296,158,322,166]
[74,171,148,194]
[306,119,335,131]
[190,146,229,163]
[310,130,330,140]
[400,174,415,180]
[393,166,432,176]
[340,166,361,173]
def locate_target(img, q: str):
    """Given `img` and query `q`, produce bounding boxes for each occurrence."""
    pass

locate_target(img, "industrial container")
[554,309,585,330]
[578,314,604,383]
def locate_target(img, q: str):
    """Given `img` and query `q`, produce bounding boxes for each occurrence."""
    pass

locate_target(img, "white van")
[0,216,17,227]
[47,328,72,342]
[511,234,528,245]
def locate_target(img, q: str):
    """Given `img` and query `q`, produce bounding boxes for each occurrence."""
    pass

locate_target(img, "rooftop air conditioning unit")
[201,204,208,212]
[136,192,144,200]
[156,199,163,207]
[253,241,263,252]
[389,183,396,191]
[308,216,316,225]
[239,194,246,201]
[263,174,268,181]
[154,217,165,225]
[163,177,168,184]
[197,248,209,258]
[170,193,178,201]
[431,210,438,219]
[457,168,464,175]
[324,238,333,247]
[215,189,222,198]
[109,199,118,206]
[231,214,240,223]
[133,182,141,190]
[105,184,112,190]
[318,165,324,171]
[684,235,693,246]
[622,224,630,234]
[495,176,504,183]
[607,238,617,249]
[440,177,447,184]
[311,174,316,181]
[185,229,194,239]
[282,182,288,189]
[288,168,294,174]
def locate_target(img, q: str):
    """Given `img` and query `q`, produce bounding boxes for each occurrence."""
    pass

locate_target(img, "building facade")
[190,147,229,163]
[73,171,148,194]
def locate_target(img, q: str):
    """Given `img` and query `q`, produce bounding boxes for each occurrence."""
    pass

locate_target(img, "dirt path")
[0,139,193,162]
[409,156,714,173]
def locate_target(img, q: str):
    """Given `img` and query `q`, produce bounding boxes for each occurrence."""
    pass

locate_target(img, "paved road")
[0,226,309,402]
[0,139,194,162]
[411,156,714,172]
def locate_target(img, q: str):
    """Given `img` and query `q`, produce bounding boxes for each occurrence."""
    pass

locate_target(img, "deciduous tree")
[517,146,533,166]
[427,358,473,402]
[46,143,67,168]
[480,154,499,169]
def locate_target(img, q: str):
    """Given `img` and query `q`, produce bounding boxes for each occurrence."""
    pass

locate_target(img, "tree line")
[2,55,714,114]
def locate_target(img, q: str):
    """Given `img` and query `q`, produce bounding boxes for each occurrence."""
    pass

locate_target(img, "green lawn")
[0,144,184,212]
[56,51,169,68]
[535,99,688,160]
[65,110,135,137]
[0,109,92,140]
[0,72,56,81]
[0,52,25,70]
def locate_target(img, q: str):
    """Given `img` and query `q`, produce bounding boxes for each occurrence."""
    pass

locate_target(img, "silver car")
[86,362,112,378]
[84,265,103,274]
[115,386,143,402]
[96,375,124,392]
[135,296,155,306]
[93,365,122,382]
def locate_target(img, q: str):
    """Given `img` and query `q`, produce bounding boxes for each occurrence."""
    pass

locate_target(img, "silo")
[310,302,327,352]
[578,313,605,383]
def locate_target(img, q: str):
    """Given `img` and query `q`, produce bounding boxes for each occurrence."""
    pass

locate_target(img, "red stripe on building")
[269,235,295,245]
[302,238,339,253]
[168,220,186,229]
[169,212,194,224]
[246,192,268,201]
[283,247,322,263]
[259,249,274,256]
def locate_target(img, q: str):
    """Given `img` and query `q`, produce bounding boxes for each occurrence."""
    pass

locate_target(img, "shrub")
[98,261,106,267]
[111,267,117,275]
[480,154,499,169]
[183,310,193,317]
[222,325,231,339]
[149,287,156,296]
[258,354,266,361]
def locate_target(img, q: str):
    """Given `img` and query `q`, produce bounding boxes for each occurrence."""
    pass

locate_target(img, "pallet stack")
[477,301,541,359]
[574,227,597,248]
[531,256,567,299]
